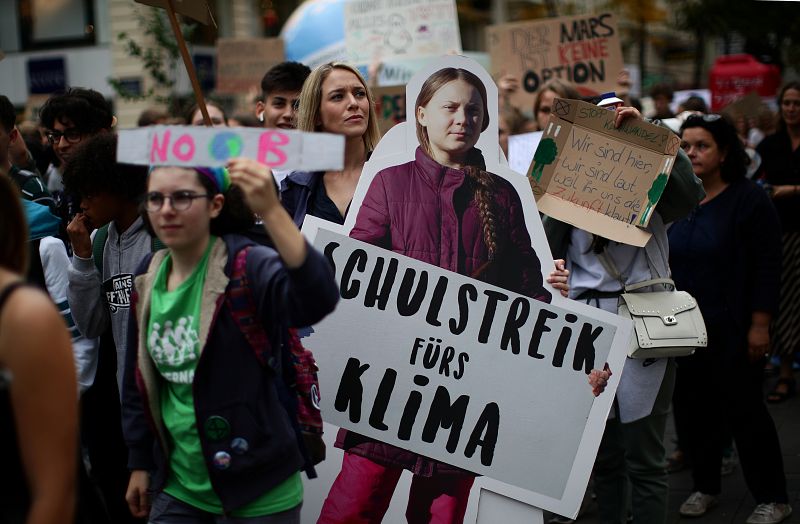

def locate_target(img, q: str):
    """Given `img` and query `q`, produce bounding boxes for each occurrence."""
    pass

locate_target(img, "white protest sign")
[117,126,344,171]
[309,226,621,494]
[299,55,632,520]
[508,131,543,176]
[344,0,462,64]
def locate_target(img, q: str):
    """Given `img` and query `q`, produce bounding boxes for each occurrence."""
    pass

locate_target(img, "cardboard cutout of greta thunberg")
[299,55,631,521]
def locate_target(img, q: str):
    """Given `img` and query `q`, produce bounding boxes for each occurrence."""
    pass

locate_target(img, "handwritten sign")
[508,131,543,176]
[486,13,623,110]
[372,85,407,136]
[305,226,629,500]
[344,0,462,64]
[527,98,680,247]
[134,0,211,24]
[216,38,285,94]
[117,126,344,171]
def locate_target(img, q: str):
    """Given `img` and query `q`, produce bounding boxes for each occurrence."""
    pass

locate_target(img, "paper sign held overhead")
[135,0,212,25]
[486,13,624,111]
[117,126,344,172]
[527,98,680,247]
[344,0,462,64]
[216,38,285,94]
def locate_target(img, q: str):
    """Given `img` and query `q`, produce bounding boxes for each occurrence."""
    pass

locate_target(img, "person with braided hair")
[316,67,610,524]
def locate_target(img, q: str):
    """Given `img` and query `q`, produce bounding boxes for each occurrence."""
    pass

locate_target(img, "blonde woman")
[281,62,381,227]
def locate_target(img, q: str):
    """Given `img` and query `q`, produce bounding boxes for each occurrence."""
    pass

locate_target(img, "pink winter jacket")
[335,146,551,476]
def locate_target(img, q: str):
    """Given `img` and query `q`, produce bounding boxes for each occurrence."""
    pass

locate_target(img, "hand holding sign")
[227,158,279,217]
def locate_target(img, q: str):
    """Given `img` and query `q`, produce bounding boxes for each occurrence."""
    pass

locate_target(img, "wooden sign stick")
[165,0,212,126]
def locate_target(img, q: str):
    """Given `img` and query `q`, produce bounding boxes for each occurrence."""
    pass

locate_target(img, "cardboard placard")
[116,126,344,171]
[215,38,285,94]
[372,85,407,136]
[344,0,462,64]
[134,0,211,25]
[720,91,764,121]
[527,98,680,247]
[486,13,624,111]
[298,55,632,522]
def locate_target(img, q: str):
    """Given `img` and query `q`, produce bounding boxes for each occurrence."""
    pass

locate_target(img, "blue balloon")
[281,0,347,66]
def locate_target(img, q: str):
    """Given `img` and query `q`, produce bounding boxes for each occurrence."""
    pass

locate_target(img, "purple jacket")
[336,147,551,476]
[351,147,550,301]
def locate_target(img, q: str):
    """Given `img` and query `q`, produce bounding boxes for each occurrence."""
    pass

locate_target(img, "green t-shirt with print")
[147,237,301,516]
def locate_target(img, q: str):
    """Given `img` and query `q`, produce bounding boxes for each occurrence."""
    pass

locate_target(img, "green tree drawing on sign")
[529,138,558,183]
[639,172,669,225]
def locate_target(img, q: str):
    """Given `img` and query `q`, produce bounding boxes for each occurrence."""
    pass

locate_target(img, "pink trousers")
[317,452,475,524]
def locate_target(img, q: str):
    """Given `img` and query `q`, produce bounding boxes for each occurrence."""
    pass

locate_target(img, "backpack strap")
[92,224,110,274]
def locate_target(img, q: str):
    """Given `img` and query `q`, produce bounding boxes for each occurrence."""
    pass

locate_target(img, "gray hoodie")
[68,217,153,393]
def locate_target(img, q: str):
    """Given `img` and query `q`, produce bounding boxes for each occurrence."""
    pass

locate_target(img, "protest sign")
[298,55,631,522]
[135,0,212,24]
[309,226,621,495]
[216,38,284,94]
[486,13,623,110]
[344,0,462,64]
[372,85,407,136]
[508,131,543,175]
[117,126,344,171]
[527,98,681,247]
[721,91,766,121]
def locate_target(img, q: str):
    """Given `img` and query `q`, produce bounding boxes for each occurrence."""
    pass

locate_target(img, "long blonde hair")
[415,68,497,261]
[296,62,381,152]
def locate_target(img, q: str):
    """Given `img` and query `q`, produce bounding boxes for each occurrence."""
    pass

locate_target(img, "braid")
[465,166,498,261]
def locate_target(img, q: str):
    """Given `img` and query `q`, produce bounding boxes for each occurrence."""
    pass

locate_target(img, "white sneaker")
[746,503,793,524]
[679,491,718,517]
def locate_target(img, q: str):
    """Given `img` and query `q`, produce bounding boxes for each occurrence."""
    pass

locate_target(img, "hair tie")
[195,167,232,194]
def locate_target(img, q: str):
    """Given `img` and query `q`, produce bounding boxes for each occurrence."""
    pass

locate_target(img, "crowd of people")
[0,54,797,524]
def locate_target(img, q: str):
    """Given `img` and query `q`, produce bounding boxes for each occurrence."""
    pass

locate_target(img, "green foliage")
[107,8,197,103]
[673,0,800,71]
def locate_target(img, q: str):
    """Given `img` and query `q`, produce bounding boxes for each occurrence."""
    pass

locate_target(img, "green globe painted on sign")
[209,133,244,161]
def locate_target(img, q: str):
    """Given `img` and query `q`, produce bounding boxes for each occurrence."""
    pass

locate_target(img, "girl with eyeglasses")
[669,114,789,524]
[756,82,800,405]
[122,159,339,524]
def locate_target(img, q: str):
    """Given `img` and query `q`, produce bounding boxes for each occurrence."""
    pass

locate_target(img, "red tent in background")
[709,54,781,112]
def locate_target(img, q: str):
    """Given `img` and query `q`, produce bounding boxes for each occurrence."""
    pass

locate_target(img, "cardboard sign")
[117,126,344,171]
[721,91,765,121]
[527,98,680,247]
[216,38,284,94]
[298,55,632,522]
[344,0,462,64]
[372,85,407,136]
[508,131,543,176]
[135,0,212,25]
[486,13,624,110]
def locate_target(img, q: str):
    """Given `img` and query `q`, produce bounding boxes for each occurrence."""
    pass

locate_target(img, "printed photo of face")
[416,78,484,167]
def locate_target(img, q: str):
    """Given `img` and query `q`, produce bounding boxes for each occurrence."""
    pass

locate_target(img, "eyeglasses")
[45,128,84,145]
[144,191,210,212]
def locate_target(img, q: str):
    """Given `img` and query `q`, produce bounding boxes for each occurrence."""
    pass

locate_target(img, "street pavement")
[549,372,800,524]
